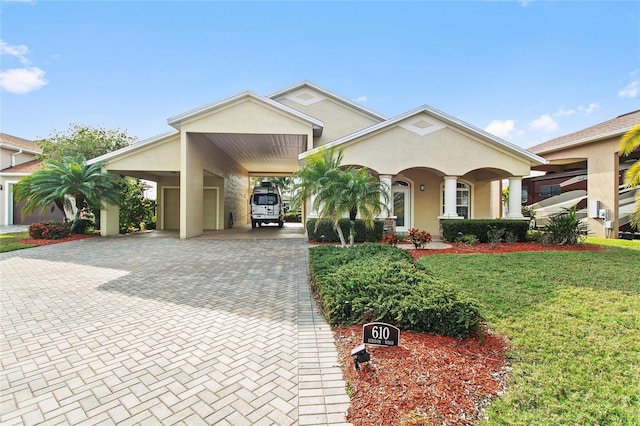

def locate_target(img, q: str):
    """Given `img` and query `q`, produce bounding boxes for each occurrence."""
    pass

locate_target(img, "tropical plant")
[118,178,156,233]
[293,147,390,247]
[14,156,123,233]
[407,227,432,249]
[543,205,586,245]
[619,122,640,228]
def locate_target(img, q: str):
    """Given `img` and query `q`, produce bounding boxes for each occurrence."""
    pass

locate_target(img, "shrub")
[407,228,432,249]
[309,245,482,337]
[306,218,384,242]
[487,226,506,248]
[28,221,72,240]
[543,206,587,245]
[382,232,399,246]
[442,219,529,243]
[456,234,480,245]
[284,211,301,223]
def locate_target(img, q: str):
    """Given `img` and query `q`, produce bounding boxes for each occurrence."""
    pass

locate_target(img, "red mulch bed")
[335,325,509,426]
[332,241,603,425]
[405,241,602,261]
[19,233,99,246]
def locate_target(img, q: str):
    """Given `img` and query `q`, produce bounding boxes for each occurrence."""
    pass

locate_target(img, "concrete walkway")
[0,227,351,425]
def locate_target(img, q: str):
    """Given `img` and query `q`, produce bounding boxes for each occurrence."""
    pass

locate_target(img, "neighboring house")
[0,133,64,225]
[527,110,640,238]
[89,81,546,239]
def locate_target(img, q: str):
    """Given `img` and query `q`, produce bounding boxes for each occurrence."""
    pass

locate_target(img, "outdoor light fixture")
[419,184,425,192]
[351,344,370,370]
[320,234,326,242]
[343,301,351,319]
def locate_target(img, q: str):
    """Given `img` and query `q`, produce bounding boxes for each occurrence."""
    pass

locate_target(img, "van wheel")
[252,220,257,229]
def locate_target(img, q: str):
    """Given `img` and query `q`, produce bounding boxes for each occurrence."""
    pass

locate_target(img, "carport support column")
[507,177,525,219]
[441,176,460,218]
[100,202,119,236]
[180,131,204,239]
[379,175,393,217]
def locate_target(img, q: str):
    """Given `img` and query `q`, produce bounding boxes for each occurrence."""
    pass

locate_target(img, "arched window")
[441,182,471,219]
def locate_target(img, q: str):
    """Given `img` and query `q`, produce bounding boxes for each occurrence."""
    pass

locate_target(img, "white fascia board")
[0,143,40,155]
[167,90,324,131]
[269,81,388,122]
[420,105,548,166]
[87,130,179,165]
[531,126,634,156]
[299,104,547,166]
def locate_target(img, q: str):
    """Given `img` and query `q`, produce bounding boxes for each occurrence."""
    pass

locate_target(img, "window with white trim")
[441,182,471,219]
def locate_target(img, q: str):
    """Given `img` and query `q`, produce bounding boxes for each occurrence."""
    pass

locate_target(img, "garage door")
[163,188,180,230]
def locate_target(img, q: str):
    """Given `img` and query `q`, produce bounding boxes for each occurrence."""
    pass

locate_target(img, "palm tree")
[293,147,390,247]
[14,156,123,232]
[320,166,390,246]
[619,123,640,228]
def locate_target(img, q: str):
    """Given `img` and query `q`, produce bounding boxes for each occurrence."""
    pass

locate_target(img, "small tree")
[37,125,136,162]
[292,148,389,247]
[14,156,123,233]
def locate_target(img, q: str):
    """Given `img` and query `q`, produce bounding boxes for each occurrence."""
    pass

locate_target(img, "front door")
[393,185,410,233]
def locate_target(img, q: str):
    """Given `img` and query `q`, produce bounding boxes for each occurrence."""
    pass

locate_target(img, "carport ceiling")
[204,133,307,173]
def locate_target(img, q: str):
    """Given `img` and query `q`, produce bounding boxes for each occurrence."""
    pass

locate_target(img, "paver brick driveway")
[1,232,351,425]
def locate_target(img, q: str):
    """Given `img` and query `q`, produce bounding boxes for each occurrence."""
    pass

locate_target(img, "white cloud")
[578,103,600,114]
[554,108,576,117]
[355,95,367,103]
[0,67,47,94]
[484,119,517,139]
[529,114,558,132]
[618,81,638,98]
[0,40,30,64]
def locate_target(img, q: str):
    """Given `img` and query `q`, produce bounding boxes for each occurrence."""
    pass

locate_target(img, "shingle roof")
[528,110,640,155]
[0,159,42,173]
[0,133,41,154]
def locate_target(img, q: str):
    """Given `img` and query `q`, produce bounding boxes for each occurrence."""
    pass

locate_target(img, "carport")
[90,91,322,239]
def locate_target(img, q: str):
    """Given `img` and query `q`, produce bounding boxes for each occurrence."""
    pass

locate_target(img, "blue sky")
[1,1,638,149]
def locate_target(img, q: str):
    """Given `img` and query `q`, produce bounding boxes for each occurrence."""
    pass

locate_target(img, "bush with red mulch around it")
[335,325,509,426]
[19,233,99,246]
[332,241,603,426]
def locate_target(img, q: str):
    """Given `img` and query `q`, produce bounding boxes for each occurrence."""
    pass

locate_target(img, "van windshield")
[253,194,279,205]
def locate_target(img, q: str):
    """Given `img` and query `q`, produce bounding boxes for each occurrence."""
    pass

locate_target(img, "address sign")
[362,322,400,347]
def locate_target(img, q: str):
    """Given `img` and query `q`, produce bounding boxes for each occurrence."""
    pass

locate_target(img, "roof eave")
[269,80,388,122]
[87,130,179,165]
[300,104,547,166]
[167,90,324,131]
[530,126,633,156]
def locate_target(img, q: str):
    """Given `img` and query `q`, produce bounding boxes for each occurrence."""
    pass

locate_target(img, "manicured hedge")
[309,244,482,337]
[441,219,529,243]
[306,218,384,242]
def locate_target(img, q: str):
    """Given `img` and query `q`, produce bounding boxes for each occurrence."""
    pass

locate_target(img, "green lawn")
[419,241,640,425]
[0,232,35,253]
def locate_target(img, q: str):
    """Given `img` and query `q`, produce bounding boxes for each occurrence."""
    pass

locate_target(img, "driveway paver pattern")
[1,232,351,425]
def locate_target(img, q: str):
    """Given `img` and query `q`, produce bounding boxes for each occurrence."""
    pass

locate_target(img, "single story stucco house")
[89,81,546,239]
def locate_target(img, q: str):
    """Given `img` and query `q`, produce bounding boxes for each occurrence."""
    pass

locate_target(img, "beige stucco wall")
[339,123,531,177]
[106,135,181,172]
[540,137,620,238]
[176,132,249,238]
[275,95,382,147]
[179,98,314,142]
[397,169,496,234]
